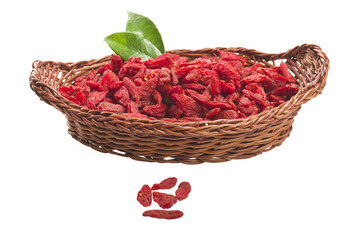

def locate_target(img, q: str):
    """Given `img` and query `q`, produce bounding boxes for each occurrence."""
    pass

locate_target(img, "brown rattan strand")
[29,44,329,164]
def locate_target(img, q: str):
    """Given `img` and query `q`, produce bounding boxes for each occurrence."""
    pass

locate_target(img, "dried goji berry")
[171,93,202,117]
[205,107,222,119]
[272,83,298,99]
[242,89,271,109]
[214,60,241,82]
[103,97,117,104]
[143,103,168,118]
[261,67,288,84]
[185,89,233,110]
[241,74,267,84]
[184,68,202,83]
[175,56,188,66]
[67,96,79,105]
[86,69,98,82]
[278,62,295,83]
[97,63,114,75]
[175,65,199,78]
[220,80,236,94]
[144,53,180,69]
[137,184,152,207]
[182,83,206,92]
[134,78,145,86]
[243,83,272,109]
[151,177,178,190]
[139,77,158,100]
[152,192,178,209]
[166,85,184,98]
[142,210,183,220]
[86,80,100,91]
[118,59,146,80]
[170,67,179,85]
[210,75,222,96]
[59,85,75,98]
[218,50,247,64]
[158,68,171,86]
[108,81,124,91]
[123,77,139,103]
[110,53,123,75]
[175,182,191,201]
[167,104,183,118]
[114,86,130,106]
[238,96,259,116]
[262,77,279,93]
[243,63,261,77]
[126,100,139,113]
[152,90,162,104]
[215,109,239,119]
[75,91,86,105]
[269,94,286,106]
[228,61,244,79]
[98,102,125,114]
[86,91,107,109]
[99,69,119,92]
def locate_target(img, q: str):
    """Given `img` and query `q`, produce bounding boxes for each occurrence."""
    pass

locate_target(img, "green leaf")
[126,11,165,54]
[104,32,162,61]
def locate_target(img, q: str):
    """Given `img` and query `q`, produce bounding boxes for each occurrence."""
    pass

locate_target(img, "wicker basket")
[29,44,329,164]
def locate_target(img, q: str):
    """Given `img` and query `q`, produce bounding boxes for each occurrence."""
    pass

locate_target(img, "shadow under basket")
[29,44,329,164]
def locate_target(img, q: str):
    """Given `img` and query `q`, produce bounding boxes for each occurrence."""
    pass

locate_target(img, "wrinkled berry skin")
[175,182,191,201]
[151,177,177,190]
[137,184,152,207]
[143,210,184,220]
[152,192,178,209]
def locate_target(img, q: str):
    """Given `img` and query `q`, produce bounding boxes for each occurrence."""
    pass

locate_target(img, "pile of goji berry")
[59,51,298,121]
[137,177,191,219]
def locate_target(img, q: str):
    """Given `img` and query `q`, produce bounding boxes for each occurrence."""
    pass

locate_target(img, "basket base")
[66,118,293,164]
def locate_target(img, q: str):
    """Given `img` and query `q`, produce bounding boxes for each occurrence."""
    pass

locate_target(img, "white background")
[1,0,360,239]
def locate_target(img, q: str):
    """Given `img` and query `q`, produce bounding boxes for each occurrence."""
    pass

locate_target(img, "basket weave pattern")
[29,44,329,164]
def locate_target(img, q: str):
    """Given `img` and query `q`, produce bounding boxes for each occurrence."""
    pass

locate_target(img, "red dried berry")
[151,177,178,190]
[205,107,222,119]
[171,93,202,117]
[99,69,119,92]
[139,77,158,100]
[110,54,123,74]
[86,91,107,109]
[97,63,114,75]
[175,182,191,201]
[152,90,162,104]
[59,85,75,98]
[98,102,125,114]
[143,103,168,118]
[279,62,295,83]
[137,185,152,207]
[114,86,130,106]
[218,50,247,63]
[272,83,298,99]
[86,80,100,91]
[123,77,139,103]
[126,100,139,113]
[152,192,178,209]
[238,96,259,116]
[75,91,86,105]
[214,60,241,82]
[142,210,183,220]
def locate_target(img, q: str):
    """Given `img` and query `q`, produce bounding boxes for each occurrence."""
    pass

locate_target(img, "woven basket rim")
[30,44,329,134]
